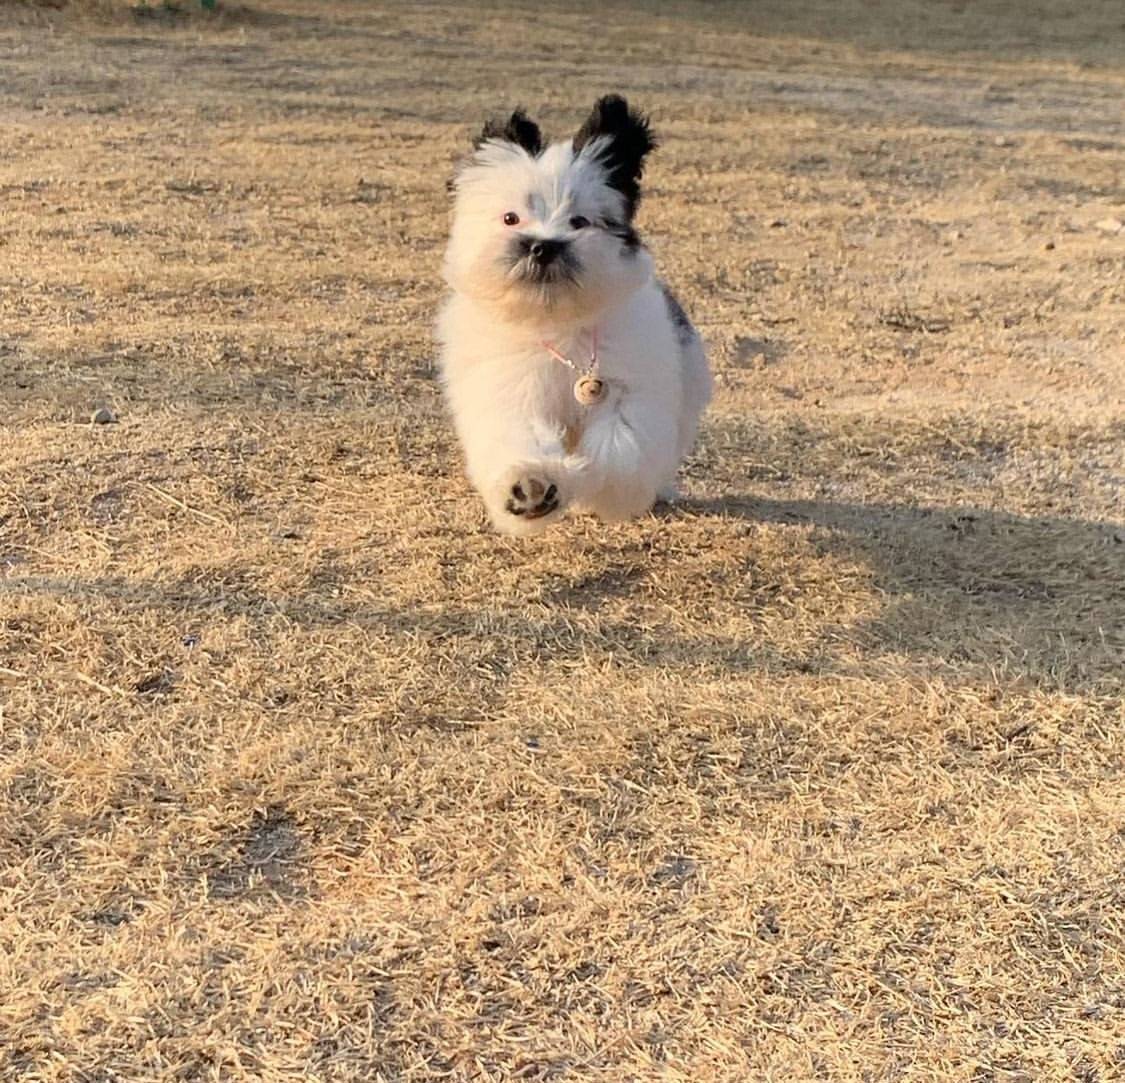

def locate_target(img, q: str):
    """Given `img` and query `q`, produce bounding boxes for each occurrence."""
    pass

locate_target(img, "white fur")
[436,122,711,536]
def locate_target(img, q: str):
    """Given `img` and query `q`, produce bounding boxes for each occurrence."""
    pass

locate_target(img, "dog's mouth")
[504,261,583,308]
[511,258,580,287]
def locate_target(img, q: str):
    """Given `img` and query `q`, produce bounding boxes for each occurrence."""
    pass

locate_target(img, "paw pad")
[506,478,559,519]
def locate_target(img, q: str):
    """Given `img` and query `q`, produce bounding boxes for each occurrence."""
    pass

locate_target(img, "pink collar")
[541,327,598,376]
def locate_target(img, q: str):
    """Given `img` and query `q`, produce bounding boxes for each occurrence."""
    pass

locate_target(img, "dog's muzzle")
[512,236,578,286]
[527,238,566,267]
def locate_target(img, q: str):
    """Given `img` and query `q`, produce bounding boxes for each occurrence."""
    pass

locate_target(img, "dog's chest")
[562,422,582,454]
[536,366,585,452]
[530,331,621,450]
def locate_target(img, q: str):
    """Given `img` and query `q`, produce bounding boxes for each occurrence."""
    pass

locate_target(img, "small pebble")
[91,406,117,425]
[1044,241,1055,250]
[768,218,787,228]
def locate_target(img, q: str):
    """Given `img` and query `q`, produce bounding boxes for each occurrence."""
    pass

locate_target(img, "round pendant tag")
[574,376,605,406]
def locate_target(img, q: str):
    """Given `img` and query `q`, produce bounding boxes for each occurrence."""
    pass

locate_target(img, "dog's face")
[443,96,656,323]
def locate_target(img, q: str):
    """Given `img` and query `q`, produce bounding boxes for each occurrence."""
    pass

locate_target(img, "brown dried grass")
[1,1,1123,1080]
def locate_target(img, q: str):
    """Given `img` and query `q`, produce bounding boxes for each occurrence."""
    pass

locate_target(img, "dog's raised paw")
[505,477,559,520]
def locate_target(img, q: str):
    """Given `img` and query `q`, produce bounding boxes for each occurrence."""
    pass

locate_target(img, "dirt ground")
[1,1,1123,1080]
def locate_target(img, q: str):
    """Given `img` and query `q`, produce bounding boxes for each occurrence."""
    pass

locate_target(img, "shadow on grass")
[7,494,1123,698]
[675,494,1124,695]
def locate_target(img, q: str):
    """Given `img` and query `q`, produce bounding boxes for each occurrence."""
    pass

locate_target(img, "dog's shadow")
[661,493,1125,695]
[6,491,1119,702]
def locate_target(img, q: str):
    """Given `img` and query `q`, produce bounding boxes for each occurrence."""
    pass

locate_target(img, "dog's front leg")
[573,392,680,521]
[461,416,587,536]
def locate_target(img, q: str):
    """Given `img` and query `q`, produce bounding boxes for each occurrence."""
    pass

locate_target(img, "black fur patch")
[476,108,543,156]
[605,219,643,254]
[573,95,656,219]
[660,282,696,344]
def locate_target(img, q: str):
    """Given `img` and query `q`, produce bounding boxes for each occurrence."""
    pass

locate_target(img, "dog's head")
[443,95,657,322]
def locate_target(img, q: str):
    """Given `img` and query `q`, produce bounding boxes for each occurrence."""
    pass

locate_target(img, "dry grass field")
[2,1,1124,1079]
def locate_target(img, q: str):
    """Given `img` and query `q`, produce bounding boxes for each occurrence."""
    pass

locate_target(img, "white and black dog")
[437,95,711,536]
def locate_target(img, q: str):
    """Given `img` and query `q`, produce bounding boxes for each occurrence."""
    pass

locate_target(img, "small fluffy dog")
[437,95,711,535]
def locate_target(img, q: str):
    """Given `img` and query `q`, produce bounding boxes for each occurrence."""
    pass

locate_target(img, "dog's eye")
[569,215,591,230]
[503,212,520,226]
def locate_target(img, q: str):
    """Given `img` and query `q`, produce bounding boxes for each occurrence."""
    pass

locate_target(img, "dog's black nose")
[528,238,565,265]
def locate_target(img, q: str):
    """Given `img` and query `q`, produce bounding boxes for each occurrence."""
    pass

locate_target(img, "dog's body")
[437,96,711,535]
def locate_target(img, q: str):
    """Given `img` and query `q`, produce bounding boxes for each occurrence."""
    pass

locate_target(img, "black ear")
[573,95,656,219]
[475,108,543,156]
